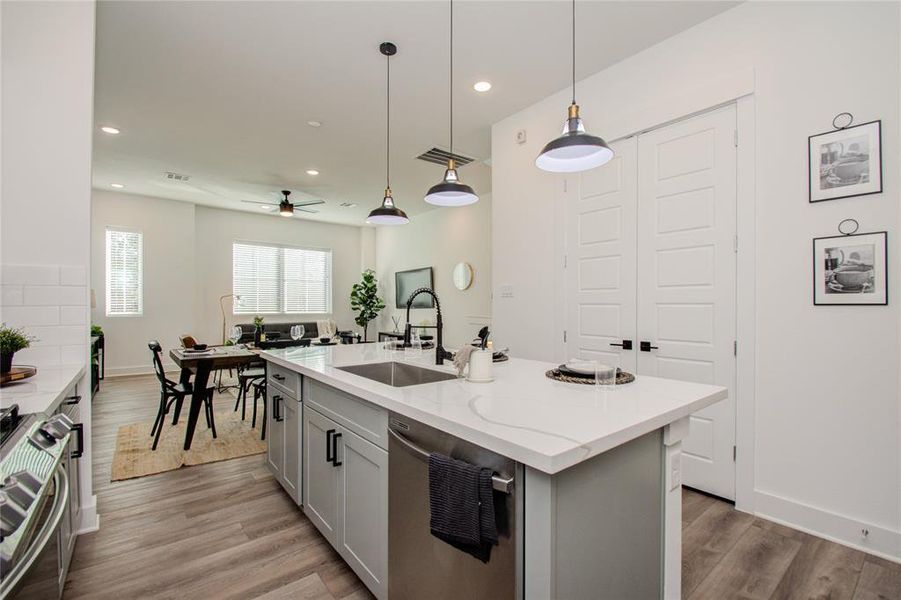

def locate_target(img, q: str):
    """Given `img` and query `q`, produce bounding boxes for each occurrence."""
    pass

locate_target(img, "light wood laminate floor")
[65,375,900,599]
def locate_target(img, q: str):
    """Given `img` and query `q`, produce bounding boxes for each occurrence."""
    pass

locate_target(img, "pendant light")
[425,0,478,207]
[279,190,294,217]
[367,42,410,225]
[535,0,613,173]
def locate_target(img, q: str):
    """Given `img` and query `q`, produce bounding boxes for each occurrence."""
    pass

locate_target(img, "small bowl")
[193,343,208,351]
[319,337,331,344]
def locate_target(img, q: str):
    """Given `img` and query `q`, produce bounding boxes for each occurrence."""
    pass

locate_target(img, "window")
[233,242,332,314]
[105,228,143,316]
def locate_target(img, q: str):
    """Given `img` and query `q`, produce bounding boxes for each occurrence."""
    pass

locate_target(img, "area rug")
[110,404,266,481]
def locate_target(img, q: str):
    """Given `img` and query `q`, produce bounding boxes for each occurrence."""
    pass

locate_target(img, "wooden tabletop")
[169,346,258,370]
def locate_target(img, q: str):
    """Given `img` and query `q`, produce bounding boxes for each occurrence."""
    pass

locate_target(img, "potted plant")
[0,323,37,374]
[350,269,386,342]
[253,315,265,345]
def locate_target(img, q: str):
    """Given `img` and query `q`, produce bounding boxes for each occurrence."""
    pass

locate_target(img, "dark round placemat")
[545,368,635,385]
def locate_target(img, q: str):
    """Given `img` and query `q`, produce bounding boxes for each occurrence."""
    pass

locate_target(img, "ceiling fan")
[242,190,325,217]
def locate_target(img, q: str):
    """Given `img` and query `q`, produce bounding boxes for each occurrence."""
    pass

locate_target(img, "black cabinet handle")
[71,423,84,458]
[65,395,81,405]
[273,395,283,422]
[610,340,633,350]
[326,429,335,463]
[640,341,659,352]
[331,432,342,467]
[273,374,285,381]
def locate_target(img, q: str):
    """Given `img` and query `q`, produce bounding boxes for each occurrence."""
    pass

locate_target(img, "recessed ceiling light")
[307,120,322,128]
[101,126,121,134]
[473,81,492,92]
[110,183,125,189]
[306,169,320,176]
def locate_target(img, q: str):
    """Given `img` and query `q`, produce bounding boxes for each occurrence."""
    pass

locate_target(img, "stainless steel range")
[1,404,76,599]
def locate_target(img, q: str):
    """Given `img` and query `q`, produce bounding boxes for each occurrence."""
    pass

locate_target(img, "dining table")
[169,345,260,450]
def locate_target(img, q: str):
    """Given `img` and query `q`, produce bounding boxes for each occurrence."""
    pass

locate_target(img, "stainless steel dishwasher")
[388,413,522,599]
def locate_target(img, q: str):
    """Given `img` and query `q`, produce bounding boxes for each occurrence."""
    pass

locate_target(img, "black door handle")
[273,395,283,421]
[640,341,659,352]
[65,395,81,405]
[610,340,633,350]
[326,429,335,463]
[71,423,84,458]
[331,432,342,467]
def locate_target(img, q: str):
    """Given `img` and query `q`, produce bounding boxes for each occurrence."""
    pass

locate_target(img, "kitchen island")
[261,343,726,600]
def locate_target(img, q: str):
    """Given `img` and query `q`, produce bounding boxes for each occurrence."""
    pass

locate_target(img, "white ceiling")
[93,1,737,226]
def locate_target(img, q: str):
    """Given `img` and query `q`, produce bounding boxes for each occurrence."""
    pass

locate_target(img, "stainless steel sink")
[336,361,458,387]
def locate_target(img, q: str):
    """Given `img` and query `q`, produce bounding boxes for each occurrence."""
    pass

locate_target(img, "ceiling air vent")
[415,147,475,167]
[164,171,191,182]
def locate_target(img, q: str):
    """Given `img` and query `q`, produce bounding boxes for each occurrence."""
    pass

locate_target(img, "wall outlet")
[515,129,527,144]
[499,285,514,298]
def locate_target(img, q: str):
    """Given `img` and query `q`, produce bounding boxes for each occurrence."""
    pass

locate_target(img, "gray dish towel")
[428,452,499,563]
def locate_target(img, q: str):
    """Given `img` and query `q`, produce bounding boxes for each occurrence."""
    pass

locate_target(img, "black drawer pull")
[609,340,633,350]
[273,374,286,381]
[65,395,81,405]
[640,341,659,352]
[71,423,84,458]
[331,432,342,467]
[326,429,335,463]
[273,396,283,421]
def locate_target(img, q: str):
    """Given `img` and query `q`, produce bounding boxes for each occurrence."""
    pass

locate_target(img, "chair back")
[180,334,197,348]
[148,341,169,388]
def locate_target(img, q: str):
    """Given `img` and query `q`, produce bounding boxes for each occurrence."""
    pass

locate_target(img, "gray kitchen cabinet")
[266,378,302,504]
[303,406,339,545]
[54,382,83,592]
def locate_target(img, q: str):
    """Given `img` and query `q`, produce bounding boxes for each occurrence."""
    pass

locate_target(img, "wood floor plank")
[689,524,802,600]
[769,526,865,600]
[852,556,901,600]
[682,499,756,596]
[253,574,335,600]
[683,488,718,528]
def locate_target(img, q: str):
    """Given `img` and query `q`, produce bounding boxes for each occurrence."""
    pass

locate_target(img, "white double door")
[565,104,737,499]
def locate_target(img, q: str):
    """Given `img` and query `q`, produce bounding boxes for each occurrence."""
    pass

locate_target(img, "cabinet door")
[266,389,285,480]
[337,427,388,600]
[281,398,301,503]
[303,407,339,546]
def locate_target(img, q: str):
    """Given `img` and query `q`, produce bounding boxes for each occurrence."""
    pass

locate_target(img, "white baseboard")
[77,494,100,534]
[755,490,900,563]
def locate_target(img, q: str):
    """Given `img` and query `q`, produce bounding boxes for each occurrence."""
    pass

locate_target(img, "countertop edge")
[1,365,86,415]
[261,352,726,474]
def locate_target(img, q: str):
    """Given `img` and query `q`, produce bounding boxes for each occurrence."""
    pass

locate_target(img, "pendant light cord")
[571,0,576,105]
[449,0,454,156]
[386,50,391,188]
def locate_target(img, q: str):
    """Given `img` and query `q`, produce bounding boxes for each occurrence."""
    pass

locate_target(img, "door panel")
[636,104,737,500]
[338,428,388,600]
[566,137,638,371]
[266,390,284,478]
[282,399,300,502]
[303,407,338,545]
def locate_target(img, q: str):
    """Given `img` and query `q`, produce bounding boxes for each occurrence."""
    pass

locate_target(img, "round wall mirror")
[453,262,473,291]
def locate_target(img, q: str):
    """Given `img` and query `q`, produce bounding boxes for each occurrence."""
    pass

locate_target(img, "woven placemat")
[545,368,635,385]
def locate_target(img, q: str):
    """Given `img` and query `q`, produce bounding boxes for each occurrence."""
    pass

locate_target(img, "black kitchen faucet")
[403,287,453,365]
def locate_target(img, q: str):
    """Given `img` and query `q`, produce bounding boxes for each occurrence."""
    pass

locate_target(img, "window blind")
[233,242,332,314]
[105,228,143,316]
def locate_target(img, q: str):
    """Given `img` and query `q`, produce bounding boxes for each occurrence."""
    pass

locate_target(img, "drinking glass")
[229,325,242,346]
[290,325,305,341]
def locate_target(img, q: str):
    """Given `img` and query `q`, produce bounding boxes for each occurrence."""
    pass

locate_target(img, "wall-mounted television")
[395,267,434,309]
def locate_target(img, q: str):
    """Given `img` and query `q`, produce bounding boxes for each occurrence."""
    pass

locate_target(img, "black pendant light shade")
[536,0,613,173]
[425,0,478,207]
[367,42,409,225]
[278,190,294,217]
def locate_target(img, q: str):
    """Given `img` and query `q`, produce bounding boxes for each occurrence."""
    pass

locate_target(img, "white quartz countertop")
[262,344,726,474]
[0,364,85,415]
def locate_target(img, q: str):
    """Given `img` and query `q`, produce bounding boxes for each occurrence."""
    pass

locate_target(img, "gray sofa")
[236,321,321,344]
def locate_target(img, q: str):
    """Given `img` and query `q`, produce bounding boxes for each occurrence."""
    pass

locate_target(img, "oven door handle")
[387,428,514,494]
[0,464,69,597]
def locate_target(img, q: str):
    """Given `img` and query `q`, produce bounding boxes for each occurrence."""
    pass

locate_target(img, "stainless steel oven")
[1,407,74,600]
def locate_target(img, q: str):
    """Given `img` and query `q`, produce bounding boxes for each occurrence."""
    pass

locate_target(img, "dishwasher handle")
[388,428,514,494]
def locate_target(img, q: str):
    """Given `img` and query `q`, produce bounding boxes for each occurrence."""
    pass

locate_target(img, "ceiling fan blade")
[241,200,276,206]
[296,207,319,214]
[293,199,326,208]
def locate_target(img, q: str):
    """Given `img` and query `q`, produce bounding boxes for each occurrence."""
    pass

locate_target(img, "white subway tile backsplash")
[60,306,87,325]
[23,285,61,305]
[29,325,85,347]
[1,285,24,307]
[58,286,86,306]
[60,344,87,365]
[14,345,61,366]
[0,306,60,327]
[60,266,87,286]
[1,265,59,286]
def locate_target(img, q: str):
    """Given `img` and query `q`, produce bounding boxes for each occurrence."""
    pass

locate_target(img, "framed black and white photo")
[809,120,882,202]
[813,231,887,305]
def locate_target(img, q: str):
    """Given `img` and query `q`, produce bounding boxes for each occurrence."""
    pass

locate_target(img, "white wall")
[0,0,99,533]
[374,195,492,349]
[491,2,900,559]
[91,191,368,374]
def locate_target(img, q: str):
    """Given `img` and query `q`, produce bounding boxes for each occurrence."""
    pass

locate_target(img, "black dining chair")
[148,341,216,450]
[250,377,267,440]
[234,361,266,420]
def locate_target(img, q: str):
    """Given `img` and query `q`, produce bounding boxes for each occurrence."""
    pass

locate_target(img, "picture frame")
[813,231,887,305]
[808,120,882,203]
